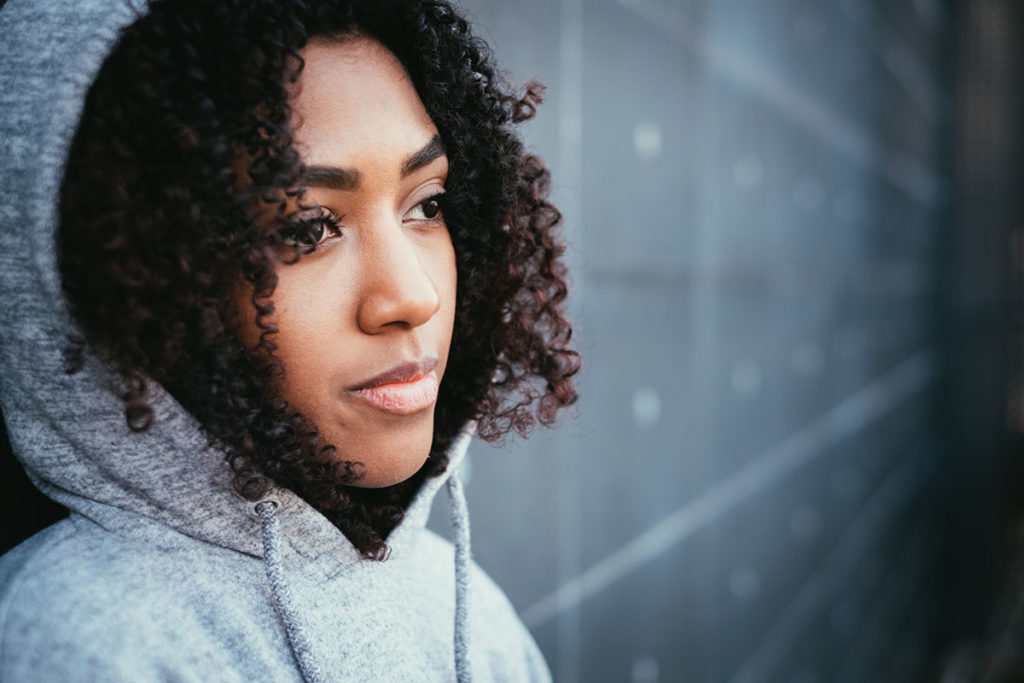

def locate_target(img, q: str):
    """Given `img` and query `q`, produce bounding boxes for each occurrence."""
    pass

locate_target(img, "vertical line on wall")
[556,0,584,680]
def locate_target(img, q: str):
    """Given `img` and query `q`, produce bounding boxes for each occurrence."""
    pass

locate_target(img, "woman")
[0,0,577,680]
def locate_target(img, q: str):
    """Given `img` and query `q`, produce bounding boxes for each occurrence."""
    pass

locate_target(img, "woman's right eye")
[278,209,343,251]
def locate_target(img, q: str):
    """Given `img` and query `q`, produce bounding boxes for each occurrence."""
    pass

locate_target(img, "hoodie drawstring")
[256,500,327,683]
[447,474,472,683]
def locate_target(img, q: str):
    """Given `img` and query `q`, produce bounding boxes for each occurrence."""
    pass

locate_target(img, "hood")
[0,0,470,575]
[0,2,478,679]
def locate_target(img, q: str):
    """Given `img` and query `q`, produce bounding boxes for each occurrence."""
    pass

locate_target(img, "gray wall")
[430,1,1021,681]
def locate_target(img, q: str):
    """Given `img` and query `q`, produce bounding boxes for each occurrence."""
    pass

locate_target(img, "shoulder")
[1,519,171,679]
[0,517,276,682]
[0,519,134,679]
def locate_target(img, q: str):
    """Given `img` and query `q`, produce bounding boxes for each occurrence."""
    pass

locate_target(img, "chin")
[337,425,436,489]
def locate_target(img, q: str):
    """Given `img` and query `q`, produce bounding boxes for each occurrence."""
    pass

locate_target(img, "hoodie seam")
[64,504,270,562]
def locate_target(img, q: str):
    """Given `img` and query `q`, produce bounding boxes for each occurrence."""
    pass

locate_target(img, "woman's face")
[237,36,457,487]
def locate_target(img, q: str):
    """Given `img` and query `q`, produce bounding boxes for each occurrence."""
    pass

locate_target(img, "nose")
[355,220,442,334]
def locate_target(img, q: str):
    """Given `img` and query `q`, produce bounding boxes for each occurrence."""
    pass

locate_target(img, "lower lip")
[353,372,440,415]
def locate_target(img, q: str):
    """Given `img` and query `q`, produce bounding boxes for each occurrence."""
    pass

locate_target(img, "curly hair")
[58,0,579,559]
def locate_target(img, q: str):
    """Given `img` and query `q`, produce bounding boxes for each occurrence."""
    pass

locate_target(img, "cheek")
[435,237,458,334]
[264,267,347,362]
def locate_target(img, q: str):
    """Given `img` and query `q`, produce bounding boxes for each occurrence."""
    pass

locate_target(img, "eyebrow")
[298,135,446,191]
[401,135,446,178]
[299,166,360,191]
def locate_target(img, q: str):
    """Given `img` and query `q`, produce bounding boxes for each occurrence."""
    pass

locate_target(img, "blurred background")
[427,0,1024,681]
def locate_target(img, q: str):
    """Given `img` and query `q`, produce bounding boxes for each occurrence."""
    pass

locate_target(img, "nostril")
[357,273,441,332]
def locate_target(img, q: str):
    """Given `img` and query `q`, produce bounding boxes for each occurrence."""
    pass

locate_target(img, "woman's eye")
[405,194,445,222]
[279,210,343,250]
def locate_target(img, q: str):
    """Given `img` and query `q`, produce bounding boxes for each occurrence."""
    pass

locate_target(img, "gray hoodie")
[0,0,551,680]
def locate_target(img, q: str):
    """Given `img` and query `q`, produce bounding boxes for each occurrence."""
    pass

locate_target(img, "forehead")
[290,36,439,167]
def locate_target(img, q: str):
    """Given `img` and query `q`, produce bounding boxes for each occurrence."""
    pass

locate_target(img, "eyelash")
[278,208,344,251]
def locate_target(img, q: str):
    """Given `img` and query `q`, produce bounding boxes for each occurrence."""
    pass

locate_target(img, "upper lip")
[348,357,438,391]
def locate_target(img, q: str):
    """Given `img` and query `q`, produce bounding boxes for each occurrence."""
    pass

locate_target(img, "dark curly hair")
[58,0,579,559]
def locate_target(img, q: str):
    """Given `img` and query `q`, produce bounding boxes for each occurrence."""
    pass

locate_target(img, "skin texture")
[237,37,457,487]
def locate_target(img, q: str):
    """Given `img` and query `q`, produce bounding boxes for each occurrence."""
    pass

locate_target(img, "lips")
[349,358,440,415]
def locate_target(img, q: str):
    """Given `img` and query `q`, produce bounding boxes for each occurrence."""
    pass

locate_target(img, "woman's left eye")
[405,194,445,222]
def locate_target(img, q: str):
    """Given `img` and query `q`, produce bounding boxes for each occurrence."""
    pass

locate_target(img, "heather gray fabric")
[0,0,551,680]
